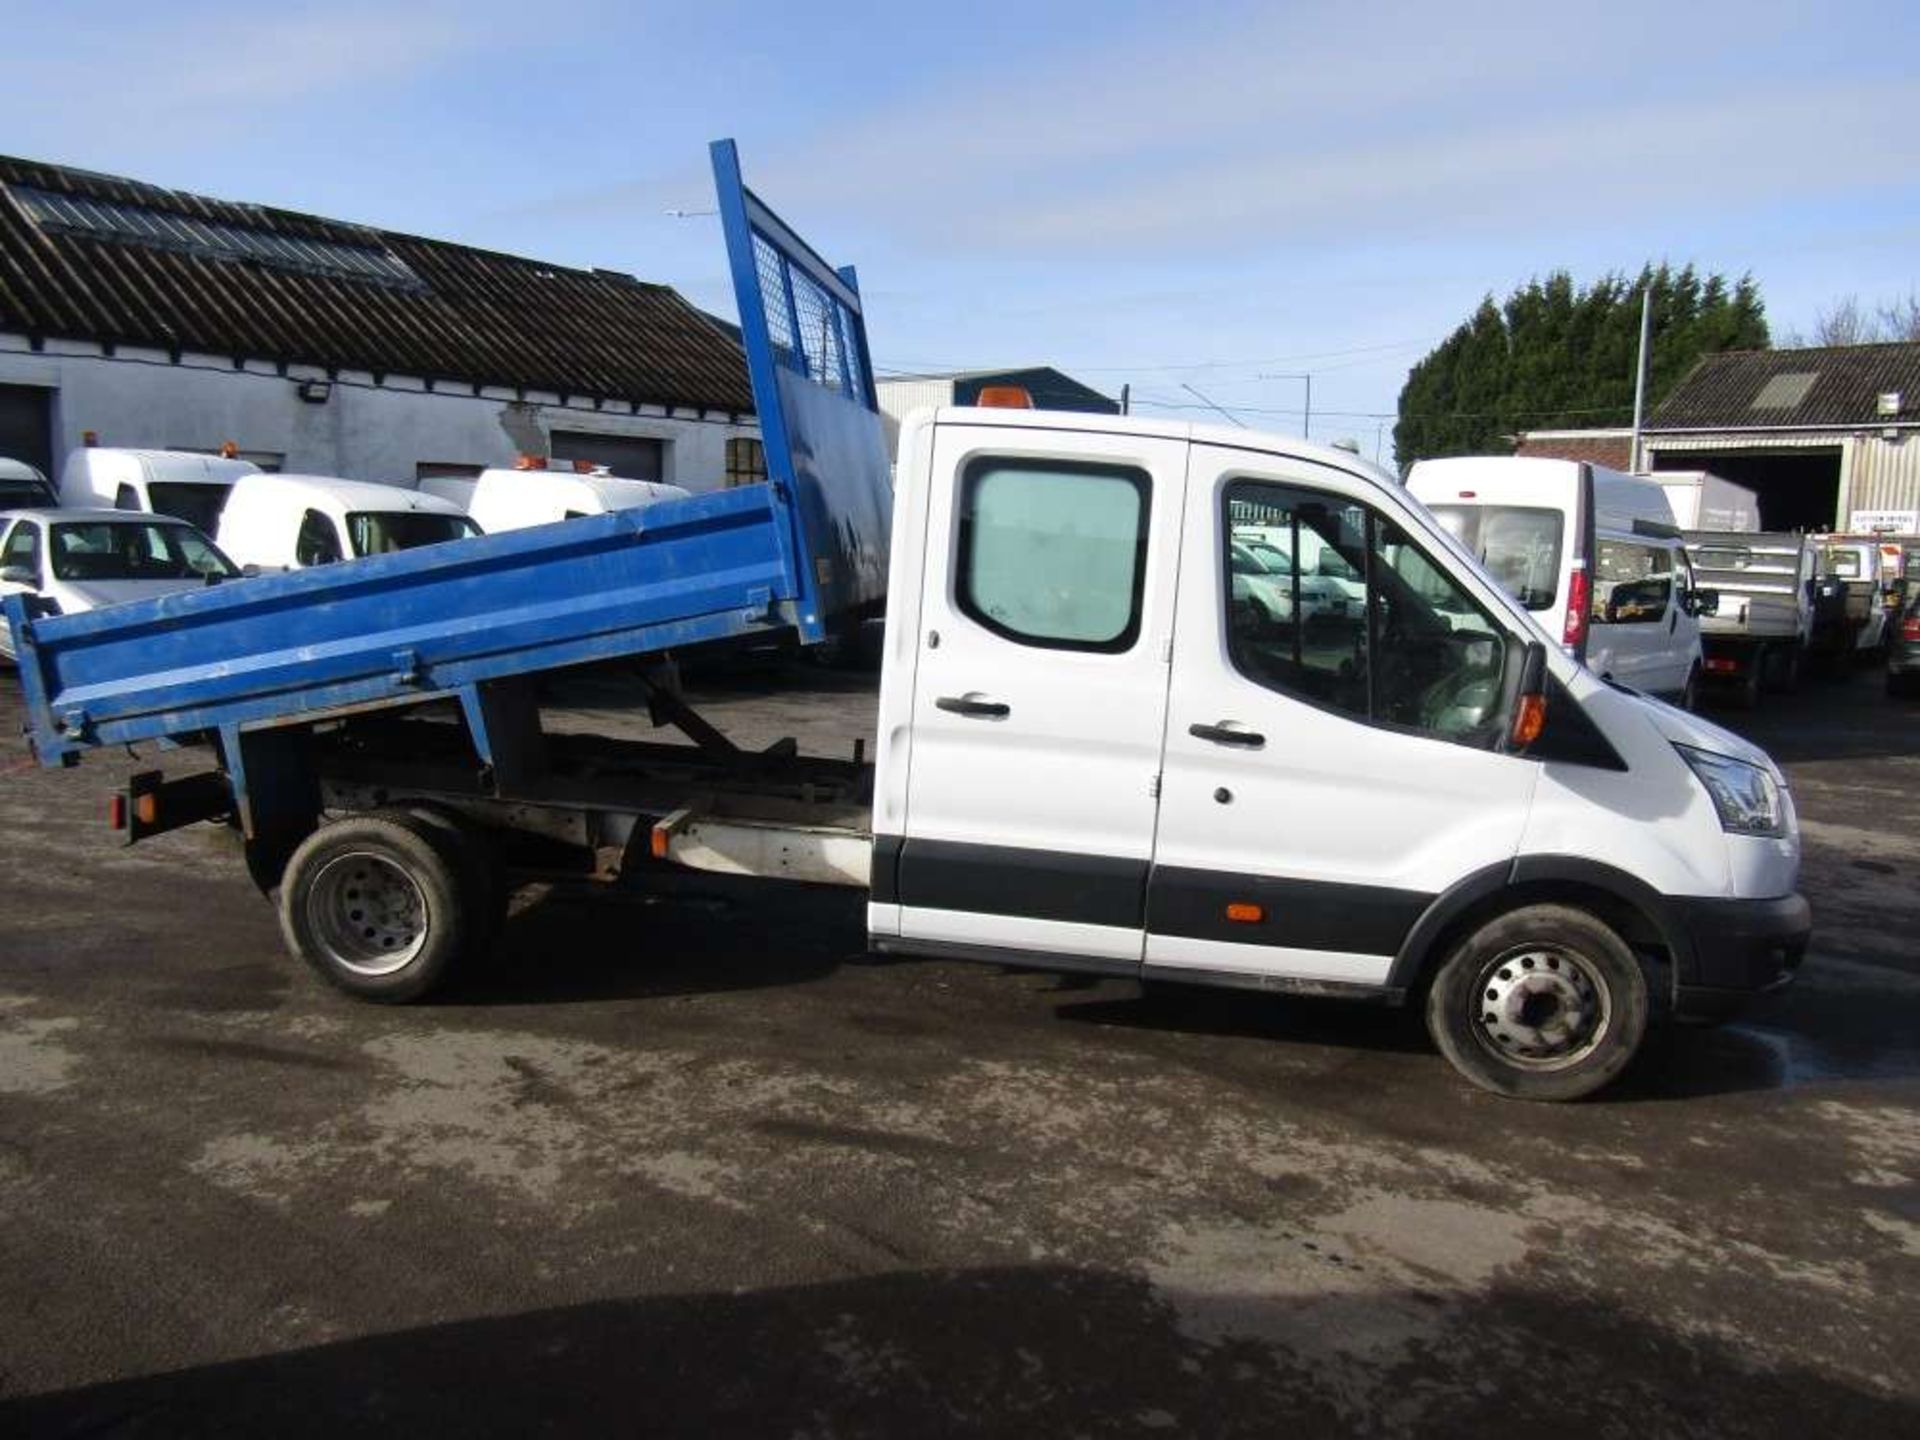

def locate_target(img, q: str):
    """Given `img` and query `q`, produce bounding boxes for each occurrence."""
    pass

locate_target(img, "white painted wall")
[0,335,759,493]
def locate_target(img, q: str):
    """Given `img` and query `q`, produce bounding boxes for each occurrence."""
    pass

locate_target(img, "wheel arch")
[1388,856,1693,1003]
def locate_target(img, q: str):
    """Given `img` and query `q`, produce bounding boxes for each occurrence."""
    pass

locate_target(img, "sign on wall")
[1850,509,1919,534]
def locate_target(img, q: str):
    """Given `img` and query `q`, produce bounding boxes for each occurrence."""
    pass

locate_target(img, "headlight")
[1675,744,1785,838]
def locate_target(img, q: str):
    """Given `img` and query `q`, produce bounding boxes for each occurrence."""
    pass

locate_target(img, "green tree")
[1394,265,1768,463]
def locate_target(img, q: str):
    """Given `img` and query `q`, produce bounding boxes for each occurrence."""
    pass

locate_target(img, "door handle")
[1189,721,1265,749]
[936,694,1011,719]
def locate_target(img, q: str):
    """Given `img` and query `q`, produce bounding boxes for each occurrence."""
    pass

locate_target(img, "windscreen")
[347,511,480,557]
[50,521,239,582]
[146,482,230,535]
[0,479,53,509]
[1427,504,1563,610]
[1824,548,1863,578]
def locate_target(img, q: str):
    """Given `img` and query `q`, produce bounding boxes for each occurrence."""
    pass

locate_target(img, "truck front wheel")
[278,811,472,1002]
[1425,904,1649,1101]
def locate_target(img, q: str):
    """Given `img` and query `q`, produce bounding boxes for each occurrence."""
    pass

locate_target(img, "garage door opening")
[1650,448,1840,532]
[550,431,665,482]
[0,383,53,478]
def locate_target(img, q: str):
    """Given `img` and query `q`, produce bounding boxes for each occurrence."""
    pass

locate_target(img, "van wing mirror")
[1688,587,1719,618]
[0,565,37,589]
[1500,640,1549,754]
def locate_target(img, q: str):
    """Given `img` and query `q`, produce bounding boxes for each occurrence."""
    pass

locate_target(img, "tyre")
[1890,670,1920,699]
[402,803,512,940]
[277,811,473,1002]
[1425,903,1650,1102]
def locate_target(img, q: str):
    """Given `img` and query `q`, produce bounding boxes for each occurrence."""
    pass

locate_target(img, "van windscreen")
[0,479,54,510]
[147,482,230,535]
[1426,505,1563,610]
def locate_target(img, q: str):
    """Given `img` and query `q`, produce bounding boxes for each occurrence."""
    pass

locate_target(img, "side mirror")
[0,565,37,589]
[241,564,263,578]
[1687,588,1719,618]
[1500,640,1548,754]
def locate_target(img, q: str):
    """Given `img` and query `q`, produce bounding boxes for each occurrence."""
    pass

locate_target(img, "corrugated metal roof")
[1651,343,1920,430]
[0,155,755,415]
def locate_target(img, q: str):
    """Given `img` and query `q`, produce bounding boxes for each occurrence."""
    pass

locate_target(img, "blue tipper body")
[4,139,893,770]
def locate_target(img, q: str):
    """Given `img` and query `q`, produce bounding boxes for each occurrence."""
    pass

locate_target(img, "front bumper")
[1671,892,1811,1020]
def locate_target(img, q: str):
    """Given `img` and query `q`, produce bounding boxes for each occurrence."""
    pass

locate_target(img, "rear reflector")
[108,794,127,830]
[1224,902,1265,923]
[1704,657,1738,674]
[1905,617,1920,641]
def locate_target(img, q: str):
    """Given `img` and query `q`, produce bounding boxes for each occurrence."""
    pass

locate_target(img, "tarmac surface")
[0,657,1916,1437]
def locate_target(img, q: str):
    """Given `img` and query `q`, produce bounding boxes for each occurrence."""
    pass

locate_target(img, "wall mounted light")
[296,379,333,404]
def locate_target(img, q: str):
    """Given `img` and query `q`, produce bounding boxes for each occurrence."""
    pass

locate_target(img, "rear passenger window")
[1593,541,1672,625]
[956,458,1148,652]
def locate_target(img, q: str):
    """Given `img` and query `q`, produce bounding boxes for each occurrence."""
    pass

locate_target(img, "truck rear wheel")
[1426,903,1649,1101]
[278,811,472,1002]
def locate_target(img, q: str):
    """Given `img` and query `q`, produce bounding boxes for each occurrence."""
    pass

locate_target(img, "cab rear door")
[880,417,1187,972]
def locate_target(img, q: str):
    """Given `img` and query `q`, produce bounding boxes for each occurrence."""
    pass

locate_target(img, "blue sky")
[7,0,1919,459]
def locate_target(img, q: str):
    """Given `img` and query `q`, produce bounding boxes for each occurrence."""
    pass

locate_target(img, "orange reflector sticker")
[134,793,159,826]
[1510,692,1547,747]
[649,827,670,860]
[1225,902,1264,923]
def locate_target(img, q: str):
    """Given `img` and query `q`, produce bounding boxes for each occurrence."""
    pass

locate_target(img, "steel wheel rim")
[1471,943,1611,1071]
[306,851,428,977]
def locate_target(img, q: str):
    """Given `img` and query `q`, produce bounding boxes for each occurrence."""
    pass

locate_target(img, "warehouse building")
[0,156,765,492]
[1516,342,1920,531]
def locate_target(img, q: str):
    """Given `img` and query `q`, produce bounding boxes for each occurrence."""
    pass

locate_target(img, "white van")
[463,466,691,534]
[59,447,260,535]
[1407,457,1708,708]
[216,474,479,572]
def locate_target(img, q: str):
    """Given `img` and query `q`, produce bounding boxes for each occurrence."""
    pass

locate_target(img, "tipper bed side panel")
[7,487,789,764]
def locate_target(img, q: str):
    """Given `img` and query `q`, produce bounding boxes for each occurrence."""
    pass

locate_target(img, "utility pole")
[1261,372,1313,439]
[1629,285,1653,473]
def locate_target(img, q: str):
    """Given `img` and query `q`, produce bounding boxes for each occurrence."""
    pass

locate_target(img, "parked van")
[463,466,691,535]
[0,457,57,511]
[1407,457,1709,707]
[59,447,259,534]
[216,474,479,572]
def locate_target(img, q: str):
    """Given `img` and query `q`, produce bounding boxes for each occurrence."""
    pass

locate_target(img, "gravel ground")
[0,658,1915,1437]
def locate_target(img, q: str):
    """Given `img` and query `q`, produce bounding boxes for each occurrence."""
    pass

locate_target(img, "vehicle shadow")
[448,872,868,1008]
[5,1264,1910,1438]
